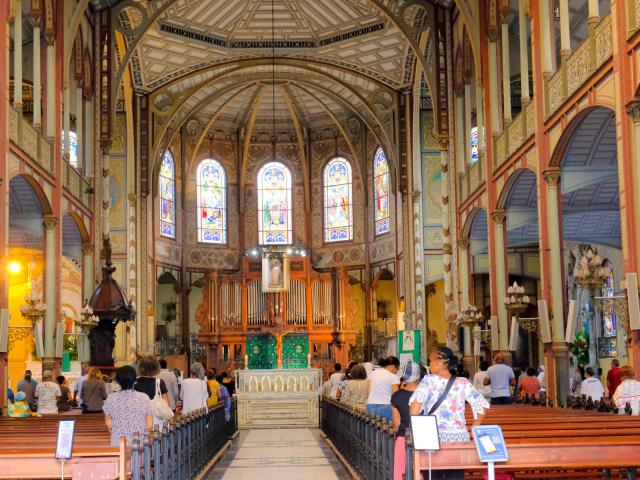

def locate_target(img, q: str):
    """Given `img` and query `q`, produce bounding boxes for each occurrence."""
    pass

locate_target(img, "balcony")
[458,159,485,205]
[8,106,53,172]
[493,101,536,171]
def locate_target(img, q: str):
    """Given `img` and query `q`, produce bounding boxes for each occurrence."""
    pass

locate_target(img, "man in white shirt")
[366,356,400,421]
[157,358,180,411]
[581,366,605,401]
[483,353,515,404]
[328,363,343,398]
[35,370,61,415]
[472,360,492,400]
[537,365,546,392]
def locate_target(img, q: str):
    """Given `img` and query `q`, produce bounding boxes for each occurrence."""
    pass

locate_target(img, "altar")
[235,368,321,428]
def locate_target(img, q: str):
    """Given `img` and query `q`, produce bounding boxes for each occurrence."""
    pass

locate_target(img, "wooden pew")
[0,414,125,479]
[413,405,640,480]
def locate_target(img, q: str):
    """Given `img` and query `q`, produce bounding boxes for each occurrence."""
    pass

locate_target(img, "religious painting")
[602,264,617,337]
[159,150,176,239]
[197,159,226,244]
[373,147,390,235]
[470,126,478,164]
[262,255,289,292]
[324,157,353,242]
[258,161,292,245]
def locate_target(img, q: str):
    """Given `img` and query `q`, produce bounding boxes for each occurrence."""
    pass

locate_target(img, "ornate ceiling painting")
[110,0,439,179]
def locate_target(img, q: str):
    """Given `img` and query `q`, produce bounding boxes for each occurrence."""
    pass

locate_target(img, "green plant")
[571,328,590,366]
[63,335,78,361]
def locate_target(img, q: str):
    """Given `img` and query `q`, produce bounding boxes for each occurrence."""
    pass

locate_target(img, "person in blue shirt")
[216,374,231,422]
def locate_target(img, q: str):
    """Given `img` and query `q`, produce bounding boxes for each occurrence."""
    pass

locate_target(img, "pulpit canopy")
[89,236,136,323]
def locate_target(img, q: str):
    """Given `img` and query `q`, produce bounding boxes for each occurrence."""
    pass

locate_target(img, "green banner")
[398,330,421,364]
[246,334,277,369]
[282,334,309,369]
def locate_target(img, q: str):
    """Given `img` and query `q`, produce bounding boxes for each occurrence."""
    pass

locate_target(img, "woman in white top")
[366,356,400,421]
[35,370,61,415]
[472,360,492,400]
[612,366,640,415]
[181,362,209,414]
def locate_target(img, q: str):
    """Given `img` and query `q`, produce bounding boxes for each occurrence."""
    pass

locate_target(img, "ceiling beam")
[239,84,267,214]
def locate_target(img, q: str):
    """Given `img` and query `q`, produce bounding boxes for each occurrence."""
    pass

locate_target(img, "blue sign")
[472,425,509,463]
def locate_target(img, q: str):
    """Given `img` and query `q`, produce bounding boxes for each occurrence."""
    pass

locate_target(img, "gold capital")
[457,238,470,250]
[491,209,506,224]
[626,99,640,123]
[42,214,58,230]
[542,168,561,186]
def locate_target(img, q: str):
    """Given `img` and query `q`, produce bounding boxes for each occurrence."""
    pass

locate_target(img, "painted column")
[455,94,465,174]
[63,86,70,160]
[491,209,508,351]
[81,244,94,303]
[13,0,23,109]
[488,41,501,135]
[45,37,55,137]
[538,0,554,76]
[76,85,83,169]
[458,238,472,360]
[559,0,571,57]
[101,143,110,238]
[518,0,530,105]
[501,19,512,123]
[588,0,600,24]
[43,215,58,361]
[32,12,41,128]
[440,138,455,347]
[543,168,569,403]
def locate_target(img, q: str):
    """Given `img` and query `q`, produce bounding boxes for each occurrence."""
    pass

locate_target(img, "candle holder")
[573,248,611,295]
[504,282,530,316]
[8,294,46,351]
[75,302,100,333]
[518,316,541,334]
[456,305,485,329]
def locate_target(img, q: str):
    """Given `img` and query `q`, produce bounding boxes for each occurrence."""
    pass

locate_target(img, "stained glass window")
[258,161,292,245]
[602,261,617,337]
[373,147,390,235]
[159,150,176,239]
[324,157,353,242]
[470,126,479,164]
[62,131,79,168]
[197,159,227,244]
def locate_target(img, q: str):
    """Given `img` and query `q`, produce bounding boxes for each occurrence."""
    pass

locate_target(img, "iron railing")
[131,398,237,480]
[321,397,395,480]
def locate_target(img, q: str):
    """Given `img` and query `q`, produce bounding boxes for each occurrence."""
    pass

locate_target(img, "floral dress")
[409,374,490,442]
[103,389,152,446]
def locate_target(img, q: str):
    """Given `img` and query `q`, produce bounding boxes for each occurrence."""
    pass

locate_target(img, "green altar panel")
[246,334,277,369]
[282,333,309,369]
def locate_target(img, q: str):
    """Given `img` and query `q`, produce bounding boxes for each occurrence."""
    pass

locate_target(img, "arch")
[157,271,179,285]
[549,106,616,168]
[62,211,90,244]
[461,207,487,240]
[373,147,391,235]
[196,158,227,244]
[61,213,85,261]
[159,149,177,239]
[323,157,353,243]
[496,168,538,210]
[8,174,53,215]
[257,162,293,245]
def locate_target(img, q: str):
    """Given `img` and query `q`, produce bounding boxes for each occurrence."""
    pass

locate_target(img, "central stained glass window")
[257,161,292,245]
[373,147,390,235]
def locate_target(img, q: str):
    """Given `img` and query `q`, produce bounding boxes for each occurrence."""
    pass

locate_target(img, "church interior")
[1,0,640,478]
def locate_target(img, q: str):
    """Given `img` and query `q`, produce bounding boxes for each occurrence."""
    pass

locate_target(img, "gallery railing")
[320,397,395,480]
[130,398,237,480]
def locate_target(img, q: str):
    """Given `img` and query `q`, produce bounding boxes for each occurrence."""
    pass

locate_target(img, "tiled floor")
[206,428,350,479]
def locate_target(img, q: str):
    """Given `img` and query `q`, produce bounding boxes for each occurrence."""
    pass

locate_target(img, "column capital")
[442,243,452,255]
[438,136,450,151]
[457,238,470,250]
[626,99,640,123]
[127,193,138,204]
[81,244,94,256]
[100,140,111,156]
[543,168,561,186]
[42,214,58,230]
[491,209,506,224]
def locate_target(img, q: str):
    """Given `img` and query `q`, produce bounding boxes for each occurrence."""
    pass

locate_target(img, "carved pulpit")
[88,237,135,366]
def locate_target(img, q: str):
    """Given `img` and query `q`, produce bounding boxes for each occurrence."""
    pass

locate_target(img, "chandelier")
[573,248,612,291]
[75,302,100,332]
[456,305,484,328]
[504,281,530,316]
[20,294,46,324]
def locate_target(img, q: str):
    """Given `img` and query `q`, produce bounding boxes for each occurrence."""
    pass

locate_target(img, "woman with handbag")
[134,356,172,424]
[80,368,107,413]
[409,347,490,480]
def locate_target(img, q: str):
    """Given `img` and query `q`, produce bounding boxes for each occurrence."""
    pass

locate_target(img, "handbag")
[152,379,174,421]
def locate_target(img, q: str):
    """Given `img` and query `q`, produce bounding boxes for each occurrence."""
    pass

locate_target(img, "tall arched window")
[197,159,227,244]
[62,131,79,168]
[257,161,292,245]
[159,150,176,238]
[373,147,390,235]
[324,157,353,242]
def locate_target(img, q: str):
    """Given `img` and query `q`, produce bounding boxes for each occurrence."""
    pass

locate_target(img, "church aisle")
[206,428,350,480]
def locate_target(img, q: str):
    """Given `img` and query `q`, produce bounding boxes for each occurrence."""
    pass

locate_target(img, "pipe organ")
[197,258,356,371]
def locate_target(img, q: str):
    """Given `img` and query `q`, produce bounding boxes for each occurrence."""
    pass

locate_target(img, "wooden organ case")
[196,256,356,373]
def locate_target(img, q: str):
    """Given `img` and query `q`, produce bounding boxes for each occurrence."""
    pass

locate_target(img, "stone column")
[588,0,600,24]
[76,85,83,169]
[43,215,58,362]
[81,244,94,303]
[475,81,485,156]
[32,12,41,129]
[491,209,509,351]
[440,139,454,346]
[63,86,71,161]
[543,168,569,403]
[13,0,23,110]
[45,36,55,138]
[455,94,465,174]
[559,0,571,58]
[458,239,472,364]
[488,40,501,134]
[538,0,554,76]
[464,83,472,162]
[501,15,512,124]
[518,0,530,105]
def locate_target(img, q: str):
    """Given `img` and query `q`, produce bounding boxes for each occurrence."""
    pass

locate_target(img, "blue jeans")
[367,403,392,421]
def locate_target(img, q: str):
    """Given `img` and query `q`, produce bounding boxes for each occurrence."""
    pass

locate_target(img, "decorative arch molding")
[9,173,54,215]
[495,167,537,210]
[63,211,91,244]
[461,206,487,240]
